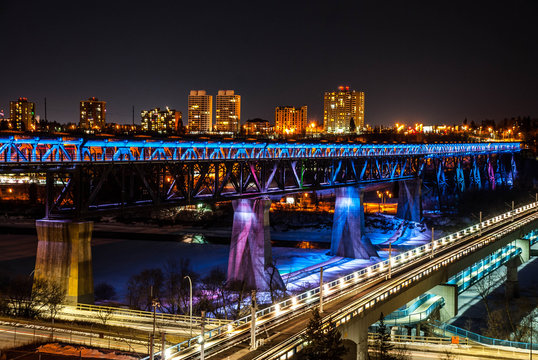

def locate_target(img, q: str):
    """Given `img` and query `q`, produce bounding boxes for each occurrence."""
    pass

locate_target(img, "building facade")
[215,90,241,134]
[274,106,308,136]
[188,90,213,133]
[243,118,273,136]
[141,107,182,134]
[9,97,36,131]
[323,86,364,134]
[79,97,106,130]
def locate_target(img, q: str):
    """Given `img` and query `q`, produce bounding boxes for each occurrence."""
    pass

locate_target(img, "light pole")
[200,311,205,360]
[184,275,193,339]
[150,287,160,360]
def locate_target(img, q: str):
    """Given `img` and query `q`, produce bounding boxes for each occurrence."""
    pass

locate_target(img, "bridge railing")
[72,303,230,327]
[0,137,521,164]
[431,320,538,350]
[154,200,538,360]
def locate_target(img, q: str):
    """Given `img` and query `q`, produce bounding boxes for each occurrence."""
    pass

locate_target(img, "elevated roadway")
[152,201,538,360]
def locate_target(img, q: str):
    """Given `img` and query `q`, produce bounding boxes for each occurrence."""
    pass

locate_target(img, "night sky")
[1,1,537,126]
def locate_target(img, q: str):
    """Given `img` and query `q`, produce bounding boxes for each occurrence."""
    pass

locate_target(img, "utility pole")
[319,266,324,313]
[479,211,482,236]
[388,241,392,279]
[431,227,435,259]
[250,290,257,350]
[161,332,166,360]
[200,311,205,360]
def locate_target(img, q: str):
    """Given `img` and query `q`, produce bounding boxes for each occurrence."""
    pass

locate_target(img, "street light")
[184,276,193,339]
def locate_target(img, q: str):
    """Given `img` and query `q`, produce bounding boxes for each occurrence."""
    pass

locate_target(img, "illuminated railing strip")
[0,137,520,164]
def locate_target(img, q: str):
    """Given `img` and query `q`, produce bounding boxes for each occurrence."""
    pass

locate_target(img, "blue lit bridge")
[0,137,520,218]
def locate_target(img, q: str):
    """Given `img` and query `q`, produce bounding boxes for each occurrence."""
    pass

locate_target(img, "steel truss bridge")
[0,137,520,218]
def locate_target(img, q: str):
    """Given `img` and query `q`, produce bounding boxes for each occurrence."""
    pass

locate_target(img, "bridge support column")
[427,284,457,322]
[515,238,530,263]
[504,239,529,299]
[396,179,422,222]
[34,219,94,304]
[505,258,521,299]
[227,197,284,291]
[330,186,378,259]
[340,317,369,360]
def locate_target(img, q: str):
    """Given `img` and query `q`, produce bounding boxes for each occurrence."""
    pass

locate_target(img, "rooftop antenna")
[44,97,47,121]
[132,105,135,125]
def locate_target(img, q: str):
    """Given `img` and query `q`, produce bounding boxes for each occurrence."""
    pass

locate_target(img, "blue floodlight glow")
[0,136,521,164]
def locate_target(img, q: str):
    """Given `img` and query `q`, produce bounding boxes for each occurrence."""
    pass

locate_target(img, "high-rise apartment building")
[141,107,182,134]
[214,90,241,134]
[9,97,36,131]
[274,106,308,136]
[188,90,212,133]
[79,97,106,130]
[323,86,364,134]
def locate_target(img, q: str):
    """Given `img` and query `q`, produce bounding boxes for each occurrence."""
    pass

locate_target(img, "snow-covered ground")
[0,213,433,302]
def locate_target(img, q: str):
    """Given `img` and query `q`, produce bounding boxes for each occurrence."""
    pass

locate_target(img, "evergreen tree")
[349,117,356,133]
[373,312,394,360]
[298,308,347,360]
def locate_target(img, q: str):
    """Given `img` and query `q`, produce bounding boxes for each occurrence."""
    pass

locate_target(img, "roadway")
[0,321,148,353]
[158,202,538,360]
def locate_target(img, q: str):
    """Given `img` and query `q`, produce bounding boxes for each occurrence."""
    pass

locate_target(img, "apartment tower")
[188,90,213,132]
[9,97,36,131]
[323,86,364,134]
[215,90,241,134]
[79,97,106,130]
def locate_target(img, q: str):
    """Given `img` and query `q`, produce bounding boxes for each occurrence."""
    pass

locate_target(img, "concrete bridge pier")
[339,316,369,360]
[505,238,531,299]
[34,219,94,304]
[227,197,284,291]
[396,179,422,222]
[330,186,378,259]
[427,284,458,322]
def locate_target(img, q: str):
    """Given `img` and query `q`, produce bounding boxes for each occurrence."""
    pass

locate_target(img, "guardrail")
[367,332,469,346]
[380,297,445,326]
[431,320,538,350]
[73,303,230,327]
[152,200,538,360]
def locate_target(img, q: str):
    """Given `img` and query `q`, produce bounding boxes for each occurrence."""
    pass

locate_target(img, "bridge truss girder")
[43,156,423,218]
[424,153,517,209]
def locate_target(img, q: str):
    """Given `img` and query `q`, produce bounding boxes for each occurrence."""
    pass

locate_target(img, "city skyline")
[1,2,537,127]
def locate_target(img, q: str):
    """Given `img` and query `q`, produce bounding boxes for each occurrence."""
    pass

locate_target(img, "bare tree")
[126,268,165,311]
[97,307,115,326]
[44,281,65,326]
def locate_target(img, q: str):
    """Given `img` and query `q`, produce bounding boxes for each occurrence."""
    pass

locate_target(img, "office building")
[323,86,364,134]
[9,97,36,131]
[274,106,308,136]
[188,90,212,133]
[141,107,182,134]
[80,97,106,130]
[215,90,241,134]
